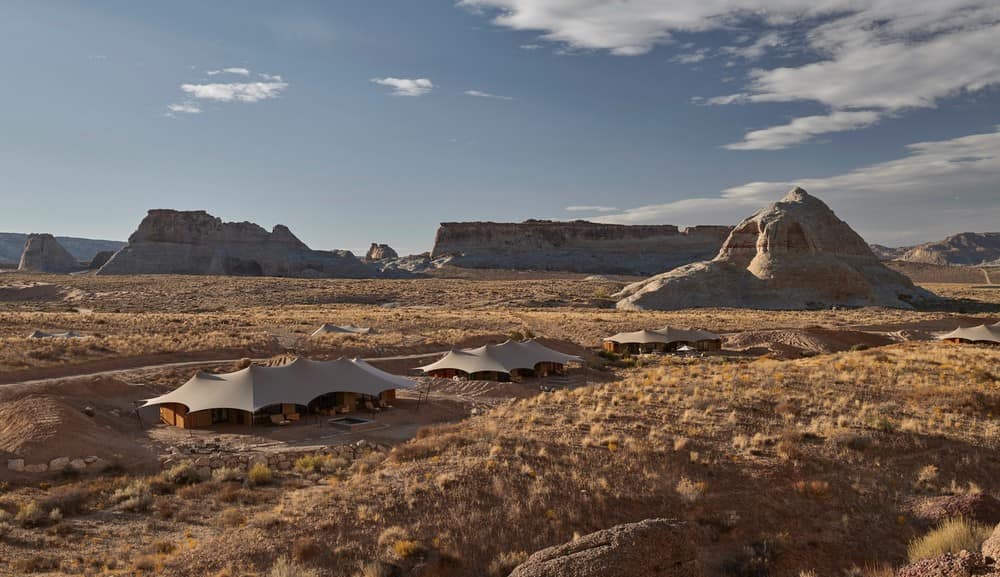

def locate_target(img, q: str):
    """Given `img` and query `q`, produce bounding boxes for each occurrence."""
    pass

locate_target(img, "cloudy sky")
[1,1,997,253]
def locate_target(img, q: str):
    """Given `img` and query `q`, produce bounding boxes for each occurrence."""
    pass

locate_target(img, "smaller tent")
[603,327,721,354]
[417,340,582,381]
[937,324,1000,345]
[311,324,373,336]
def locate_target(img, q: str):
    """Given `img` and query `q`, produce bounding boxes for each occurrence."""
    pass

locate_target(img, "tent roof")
[28,330,83,339]
[604,327,721,345]
[937,324,1000,344]
[417,339,582,375]
[142,357,415,413]
[311,324,372,336]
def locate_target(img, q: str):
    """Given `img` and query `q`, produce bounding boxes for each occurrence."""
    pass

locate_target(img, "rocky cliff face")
[0,233,123,266]
[431,221,732,275]
[17,234,82,273]
[97,210,380,278]
[616,188,935,310]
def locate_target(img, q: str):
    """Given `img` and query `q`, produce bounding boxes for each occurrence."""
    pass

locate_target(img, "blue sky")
[1,0,998,254]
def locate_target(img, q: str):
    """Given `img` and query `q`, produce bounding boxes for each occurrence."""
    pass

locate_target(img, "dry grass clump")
[907,518,994,561]
[268,556,319,577]
[247,463,273,486]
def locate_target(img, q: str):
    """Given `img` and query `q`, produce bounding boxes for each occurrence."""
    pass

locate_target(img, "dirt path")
[2,350,450,387]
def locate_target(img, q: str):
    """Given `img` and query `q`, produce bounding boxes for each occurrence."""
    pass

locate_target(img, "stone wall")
[158,439,387,479]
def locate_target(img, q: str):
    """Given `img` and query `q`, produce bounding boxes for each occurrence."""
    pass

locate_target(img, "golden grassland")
[0,274,996,374]
[0,342,997,576]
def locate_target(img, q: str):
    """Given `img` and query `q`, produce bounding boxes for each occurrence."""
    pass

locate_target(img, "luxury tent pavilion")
[603,326,722,354]
[937,324,1000,345]
[418,339,582,382]
[143,357,416,429]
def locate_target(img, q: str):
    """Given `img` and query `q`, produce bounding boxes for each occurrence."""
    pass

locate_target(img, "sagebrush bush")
[162,462,202,486]
[112,479,152,512]
[248,463,273,486]
[268,556,319,577]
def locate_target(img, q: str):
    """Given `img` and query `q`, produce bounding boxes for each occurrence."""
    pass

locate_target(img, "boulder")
[97,209,389,278]
[7,458,24,472]
[48,457,70,472]
[17,234,81,273]
[431,221,731,275]
[897,551,999,577]
[366,243,399,261]
[984,523,1000,562]
[910,495,1000,527]
[508,518,700,577]
[616,188,935,311]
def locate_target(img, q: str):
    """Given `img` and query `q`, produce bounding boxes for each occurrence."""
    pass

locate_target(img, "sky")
[0,1,998,255]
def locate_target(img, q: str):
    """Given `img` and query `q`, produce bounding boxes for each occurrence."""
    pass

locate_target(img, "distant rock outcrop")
[509,518,701,577]
[0,233,123,266]
[870,244,908,261]
[900,232,1000,266]
[431,221,732,275]
[97,210,380,278]
[616,188,935,310]
[17,234,82,273]
[365,243,398,261]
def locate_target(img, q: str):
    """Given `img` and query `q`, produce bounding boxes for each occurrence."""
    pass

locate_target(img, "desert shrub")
[676,477,706,504]
[248,463,273,486]
[40,486,90,516]
[355,562,392,577]
[295,454,343,474]
[112,479,152,512]
[219,507,244,527]
[268,556,319,577]
[148,540,176,555]
[12,554,60,573]
[133,555,159,571]
[391,540,425,560]
[488,551,528,576]
[907,518,993,562]
[15,500,45,527]
[212,467,243,482]
[162,462,203,486]
[292,537,322,561]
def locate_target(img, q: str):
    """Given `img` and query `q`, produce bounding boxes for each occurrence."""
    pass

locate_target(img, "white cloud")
[259,73,283,81]
[206,67,251,76]
[464,89,514,100]
[672,49,708,64]
[593,126,1000,245]
[520,43,542,50]
[181,80,288,103]
[371,77,434,97]
[566,205,618,212]
[460,1,1000,148]
[724,110,881,150]
[166,101,202,114]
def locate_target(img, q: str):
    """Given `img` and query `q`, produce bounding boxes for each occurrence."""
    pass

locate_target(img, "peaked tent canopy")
[603,329,674,345]
[655,326,721,343]
[312,324,373,336]
[417,340,582,376]
[28,330,83,339]
[142,357,415,414]
[937,324,1000,344]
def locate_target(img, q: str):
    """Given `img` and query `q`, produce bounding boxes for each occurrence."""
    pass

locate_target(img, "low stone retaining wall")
[7,455,111,474]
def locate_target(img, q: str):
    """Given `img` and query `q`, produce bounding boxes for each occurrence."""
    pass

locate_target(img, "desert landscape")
[1,187,999,576]
[4,2,1000,576]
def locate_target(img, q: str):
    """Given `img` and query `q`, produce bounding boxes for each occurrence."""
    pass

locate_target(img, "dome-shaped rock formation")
[616,188,935,311]
[97,210,380,278]
[17,234,82,273]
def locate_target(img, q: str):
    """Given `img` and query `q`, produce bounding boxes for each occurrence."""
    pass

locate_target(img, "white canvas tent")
[417,340,582,379]
[603,326,722,353]
[28,330,83,339]
[143,358,415,427]
[311,324,373,336]
[937,324,1000,345]
[655,326,721,343]
[603,329,674,345]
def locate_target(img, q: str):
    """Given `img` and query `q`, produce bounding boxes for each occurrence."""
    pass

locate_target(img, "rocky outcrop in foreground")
[509,518,700,577]
[431,221,731,275]
[97,210,382,278]
[17,234,82,273]
[616,188,935,311]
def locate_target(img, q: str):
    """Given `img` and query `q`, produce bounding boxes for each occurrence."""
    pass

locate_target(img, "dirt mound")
[0,380,157,470]
[726,328,898,358]
[0,282,67,302]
